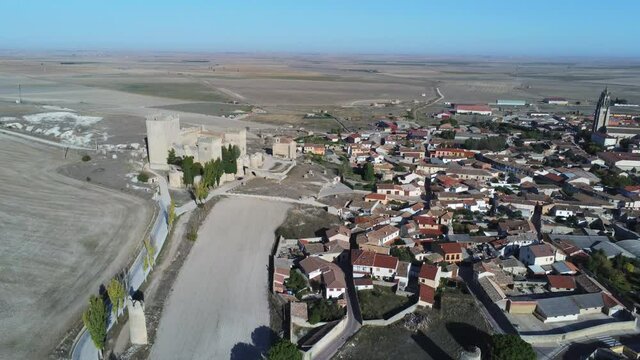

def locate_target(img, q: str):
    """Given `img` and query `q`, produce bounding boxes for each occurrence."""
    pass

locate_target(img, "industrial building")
[496,99,526,107]
[454,104,493,116]
[543,97,569,105]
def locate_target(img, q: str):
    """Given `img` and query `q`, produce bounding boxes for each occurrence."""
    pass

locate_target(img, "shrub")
[137,172,150,183]
[186,228,198,242]
[82,154,91,162]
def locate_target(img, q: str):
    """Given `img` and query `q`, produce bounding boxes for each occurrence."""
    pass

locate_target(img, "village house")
[372,254,399,279]
[298,257,346,299]
[429,148,476,163]
[418,284,436,308]
[436,242,464,263]
[396,261,412,290]
[519,243,563,266]
[546,274,577,292]
[365,224,400,246]
[418,263,442,288]
[325,225,351,243]
[303,144,326,156]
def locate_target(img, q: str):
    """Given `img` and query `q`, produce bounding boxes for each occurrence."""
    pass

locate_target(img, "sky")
[1,1,639,57]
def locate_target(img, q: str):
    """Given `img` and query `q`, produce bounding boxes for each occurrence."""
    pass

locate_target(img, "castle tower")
[146,114,180,170]
[592,87,611,133]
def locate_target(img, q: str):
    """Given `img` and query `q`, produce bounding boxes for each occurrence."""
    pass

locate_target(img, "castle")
[146,114,247,172]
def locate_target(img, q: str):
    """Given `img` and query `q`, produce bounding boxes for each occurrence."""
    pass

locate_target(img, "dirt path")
[0,134,152,360]
[150,197,290,360]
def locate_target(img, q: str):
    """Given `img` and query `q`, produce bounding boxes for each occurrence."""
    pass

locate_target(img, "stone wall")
[302,317,348,360]
[362,302,418,326]
[521,319,638,344]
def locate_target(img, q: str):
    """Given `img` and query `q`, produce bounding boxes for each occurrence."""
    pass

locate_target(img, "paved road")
[311,259,363,360]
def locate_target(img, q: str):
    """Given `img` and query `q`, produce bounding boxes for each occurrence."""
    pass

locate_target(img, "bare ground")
[0,133,152,360]
[150,197,290,360]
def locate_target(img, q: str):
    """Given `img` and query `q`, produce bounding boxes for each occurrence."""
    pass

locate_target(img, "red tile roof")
[373,254,399,270]
[419,284,436,304]
[547,275,576,290]
[416,216,438,225]
[351,249,376,267]
[438,242,463,254]
[365,193,388,201]
[455,104,492,112]
[419,264,439,280]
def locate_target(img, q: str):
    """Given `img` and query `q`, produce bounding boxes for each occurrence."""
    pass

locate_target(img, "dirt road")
[150,197,290,360]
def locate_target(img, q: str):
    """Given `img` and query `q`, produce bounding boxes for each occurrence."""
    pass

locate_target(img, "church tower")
[592,87,611,133]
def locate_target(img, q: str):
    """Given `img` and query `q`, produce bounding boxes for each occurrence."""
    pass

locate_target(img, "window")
[388,269,392,273]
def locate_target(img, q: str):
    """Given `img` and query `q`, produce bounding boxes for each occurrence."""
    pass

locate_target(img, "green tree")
[268,338,301,360]
[285,270,307,292]
[438,130,456,139]
[362,162,375,181]
[107,278,126,321]
[193,181,209,204]
[167,148,177,165]
[143,238,156,272]
[222,144,241,174]
[308,299,345,324]
[82,295,107,355]
[490,334,536,360]
[167,199,176,227]
[182,156,195,185]
[137,172,149,183]
[390,247,414,262]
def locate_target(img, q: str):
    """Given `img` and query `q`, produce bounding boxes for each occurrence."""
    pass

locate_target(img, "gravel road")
[150,197,290,360]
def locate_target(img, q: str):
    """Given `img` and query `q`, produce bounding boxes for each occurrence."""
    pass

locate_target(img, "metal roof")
[536,297,580,317]
[616,239,640,257]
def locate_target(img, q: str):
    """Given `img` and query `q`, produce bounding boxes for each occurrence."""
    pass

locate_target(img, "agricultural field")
[0,134,152,359]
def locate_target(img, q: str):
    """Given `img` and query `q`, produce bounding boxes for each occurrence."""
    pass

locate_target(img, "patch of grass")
[335,291,491,360]
[358,285,413,320]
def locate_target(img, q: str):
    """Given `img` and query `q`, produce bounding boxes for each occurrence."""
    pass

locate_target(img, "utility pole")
[18,84,22,104]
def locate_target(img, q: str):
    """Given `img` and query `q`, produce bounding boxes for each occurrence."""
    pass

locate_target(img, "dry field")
[0,134,152,359]
[2,53,639,136]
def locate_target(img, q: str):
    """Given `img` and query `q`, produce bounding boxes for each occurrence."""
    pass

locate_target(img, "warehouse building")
[496,99,526,107]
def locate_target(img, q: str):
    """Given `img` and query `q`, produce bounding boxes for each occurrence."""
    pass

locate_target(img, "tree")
[285,270,307,293]
[167,148,177,165]
[490,334,536,360]
[193,181,209,204]
[143,238,156,272]
[438,130,456,139]
[167,199,176,227]
[362,162,375,181]
[222,144,241,174]
[390,246,414,262]
[107,278,126,321]
[267,338,302,360]
[82,295,107,356]
[137,172,149,183]
[182,156,195,185]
